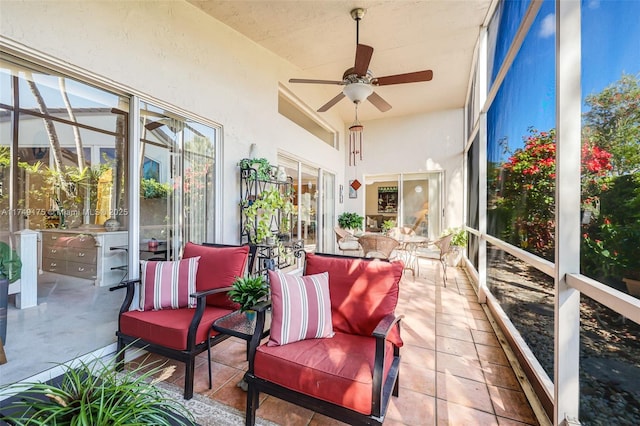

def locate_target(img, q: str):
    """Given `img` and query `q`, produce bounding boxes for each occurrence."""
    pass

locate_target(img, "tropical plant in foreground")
[0,352,194,425]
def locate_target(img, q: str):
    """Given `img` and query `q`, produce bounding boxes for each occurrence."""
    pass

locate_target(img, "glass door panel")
[321,171,335,253]
[139,103,217,259]
[139,104,178,259]
[300,164,318,249]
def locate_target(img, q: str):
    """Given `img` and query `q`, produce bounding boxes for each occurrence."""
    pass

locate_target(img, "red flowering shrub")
[497,128,557,259]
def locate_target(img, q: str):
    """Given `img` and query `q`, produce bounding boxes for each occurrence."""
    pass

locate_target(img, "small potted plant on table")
[228,275,269,317]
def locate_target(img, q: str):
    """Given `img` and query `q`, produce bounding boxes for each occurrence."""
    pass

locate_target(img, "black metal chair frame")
[111,243,249,400]
[243,252,403,425]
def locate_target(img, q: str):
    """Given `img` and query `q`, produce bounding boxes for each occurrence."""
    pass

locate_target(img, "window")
[278,91,337,148]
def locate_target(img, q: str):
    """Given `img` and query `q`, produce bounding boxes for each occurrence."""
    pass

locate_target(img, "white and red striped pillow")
[139,257,200,311]
[267,270,334,346]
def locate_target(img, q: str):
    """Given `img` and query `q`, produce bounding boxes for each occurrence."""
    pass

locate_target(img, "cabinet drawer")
[42,257,68,274]
[66,260,97,279]
[67,247,97,264]
[42,246,67,260]
[67,234,97,248]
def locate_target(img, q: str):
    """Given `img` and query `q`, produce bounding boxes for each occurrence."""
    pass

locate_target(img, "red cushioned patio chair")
[112,242,250,400]
[244,252,404,425]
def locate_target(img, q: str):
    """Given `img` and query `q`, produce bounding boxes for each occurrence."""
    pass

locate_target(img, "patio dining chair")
[416,233,454,286]
[357,233,400,260]
[334,226,361,255]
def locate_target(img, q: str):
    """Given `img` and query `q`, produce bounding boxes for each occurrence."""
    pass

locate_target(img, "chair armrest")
[190,285,233,299]
[372,313,403,417]
[110,279,141,315]
[372,313,404,340]
[246,299,272,374]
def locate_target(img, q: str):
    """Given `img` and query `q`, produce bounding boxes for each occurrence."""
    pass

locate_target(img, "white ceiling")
[187,0,492,123]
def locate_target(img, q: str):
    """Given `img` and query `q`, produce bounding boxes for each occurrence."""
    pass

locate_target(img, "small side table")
[209,309,271,390]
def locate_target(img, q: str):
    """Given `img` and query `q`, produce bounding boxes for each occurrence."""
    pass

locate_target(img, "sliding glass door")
[139,103,216,260]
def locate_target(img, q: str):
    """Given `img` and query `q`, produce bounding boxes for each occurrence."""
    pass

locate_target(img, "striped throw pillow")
[268,270,334,346]
[139,257,200,311]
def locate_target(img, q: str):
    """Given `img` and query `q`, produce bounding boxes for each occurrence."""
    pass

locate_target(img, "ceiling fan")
[289,8,433,113]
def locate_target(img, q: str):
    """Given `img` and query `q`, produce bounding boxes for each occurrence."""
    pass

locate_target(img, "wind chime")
[349,102,364,166]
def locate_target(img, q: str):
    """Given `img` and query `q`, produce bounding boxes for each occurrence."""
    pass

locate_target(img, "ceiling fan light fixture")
[343,82,373,104]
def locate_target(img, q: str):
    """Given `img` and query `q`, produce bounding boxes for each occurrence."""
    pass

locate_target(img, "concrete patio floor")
[136,259,544,425]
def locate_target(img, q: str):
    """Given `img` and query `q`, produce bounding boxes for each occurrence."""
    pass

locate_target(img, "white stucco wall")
[0,0,464,241]
[0,0,347,243]
[344,108,465,231]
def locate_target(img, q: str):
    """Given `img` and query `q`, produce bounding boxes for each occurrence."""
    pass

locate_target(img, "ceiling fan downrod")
[351,8,366,46]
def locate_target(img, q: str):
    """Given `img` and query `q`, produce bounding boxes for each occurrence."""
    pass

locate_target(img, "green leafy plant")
[0,241,22,284]
[243,188,291,244]
[446,227,468,247]
[228,275,269,312]
[381,219,396,233]
[0,351,194,425]
[337,212,364,231]
[238,158,275,181]
[141,178,171,199]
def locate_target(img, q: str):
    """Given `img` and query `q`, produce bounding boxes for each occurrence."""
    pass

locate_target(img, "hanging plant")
[238,158,275,181]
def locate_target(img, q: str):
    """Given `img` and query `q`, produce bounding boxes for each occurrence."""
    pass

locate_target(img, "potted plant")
[445,227,468,267]
[0,350,194,425]
[243,188,290,244]
[238,158,275,182]
[0,241,21,346]
[228,275,269,313]
[337,212,364,234]
[381,219,396,235]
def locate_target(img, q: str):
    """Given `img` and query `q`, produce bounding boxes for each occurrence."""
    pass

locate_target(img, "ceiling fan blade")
[368,91,392,112]
[317,92,346,112]
[289,78,344,85]
[353,44,374,76]
[374,70,433,86]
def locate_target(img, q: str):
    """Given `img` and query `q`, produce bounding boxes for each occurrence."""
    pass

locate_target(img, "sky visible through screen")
[489,0,640,163]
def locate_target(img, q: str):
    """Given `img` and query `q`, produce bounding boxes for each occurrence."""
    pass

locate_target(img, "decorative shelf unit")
[239,159,303,276]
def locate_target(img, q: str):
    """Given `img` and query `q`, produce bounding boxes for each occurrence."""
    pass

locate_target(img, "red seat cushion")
[304,253,403,346]
[119,305,232,350]
[254,331,396,415]
[182,243,249,309]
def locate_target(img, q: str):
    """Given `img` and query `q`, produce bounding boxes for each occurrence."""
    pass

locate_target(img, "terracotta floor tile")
[436,351,484,383]
[476,344,509,366]
[466,301,486,311]
[210,337,250,369]
[468,318,496,332]
[402,320,436,350]
[401,344,436,370]
[386,387,436,426]
[436,335,477,358]
[399,361,436,396]
[436,322,474,342]
[436,312,470,328]
[488,385,539,425]
[207,369,262,412]
[307,413,349,425]
[191,360,240,394]
[436,371,493,412]
[497,416,538,426]
[255,395,314,425]
[472,329,501,347]
[482,363,522,391]
[436,398,499,426]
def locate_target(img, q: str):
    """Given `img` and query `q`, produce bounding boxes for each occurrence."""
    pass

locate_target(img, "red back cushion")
[304,253,403,344]
[182,243,249,309]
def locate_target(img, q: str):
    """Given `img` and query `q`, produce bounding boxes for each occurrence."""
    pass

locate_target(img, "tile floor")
[135,259,543,426]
